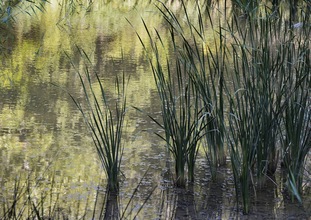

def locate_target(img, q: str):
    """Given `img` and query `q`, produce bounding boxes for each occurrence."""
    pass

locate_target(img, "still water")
[0,0,310,219]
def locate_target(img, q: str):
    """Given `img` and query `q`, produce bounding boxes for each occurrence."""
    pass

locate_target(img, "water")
[0,0,310,219]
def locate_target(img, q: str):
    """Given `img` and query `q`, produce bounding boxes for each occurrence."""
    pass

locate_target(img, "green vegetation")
[136,0,310,214]
[281,28,310,203]
[136,15,206,186]
[226,5,310,213]
[67,47,128,193]
[0,0,310,218]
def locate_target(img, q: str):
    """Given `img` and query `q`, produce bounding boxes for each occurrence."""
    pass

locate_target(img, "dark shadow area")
[103,191,119,220]
[174,186,197,219]
[92,185,120,220]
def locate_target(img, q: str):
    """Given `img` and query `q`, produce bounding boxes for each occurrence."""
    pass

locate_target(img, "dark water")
[0,0,310,219]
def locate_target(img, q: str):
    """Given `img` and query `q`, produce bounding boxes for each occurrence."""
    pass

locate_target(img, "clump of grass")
[67,46,128,193]
[148,42,205,187]
[161,0,228,180]
[183,1,228,179]
[129,0,309,214]
[226,14,282,213]
[283,86,310,203]
[280,11,311,202]
[226,5,310,213]
[151,0,229,180]
[132,2,207,187]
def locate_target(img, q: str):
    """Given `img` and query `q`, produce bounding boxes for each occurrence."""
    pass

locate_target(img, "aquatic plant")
[132,4,206,186]
[280,13,311,202]
[131,0,310,214]
[184,1,228,179]
[226,14,281,213]
[226,5,311,213]
[155,0,228,180]
[148,0,229,185]
[1,169,156,220]
[67,47,127,193]
[147,42,205,187]
[283,88,310,203]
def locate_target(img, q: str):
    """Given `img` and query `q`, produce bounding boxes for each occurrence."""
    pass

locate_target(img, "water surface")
[0,0,310,219]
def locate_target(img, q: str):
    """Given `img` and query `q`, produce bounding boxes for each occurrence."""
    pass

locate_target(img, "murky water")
[0,0,310,219]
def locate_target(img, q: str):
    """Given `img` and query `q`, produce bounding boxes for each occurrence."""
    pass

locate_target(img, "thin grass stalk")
[249,14,283,177]
[119,167,157,219]
[227,28,255,213]
[1,153,66,219]
[228,87,257,214]
[198,4,228,177]
[162,4,206,186]
[1,175,33,219]
[226,11,281,213]
[231,0,259,18]
[284,92,310,202]
[196,1,228,177]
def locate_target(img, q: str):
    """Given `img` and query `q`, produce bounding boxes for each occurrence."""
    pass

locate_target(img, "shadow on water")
[157,151,197,219]
[201,176,226,219]
[91,181,119,219]
[252,176,279,218]
[93,167,158,219]
[157,186,197,219]
[0,0,310,219]
[156,162,310,219]
[174,185,196,219]
[157,161,232,219]
[103,192,119,220]
[94,187,120,220]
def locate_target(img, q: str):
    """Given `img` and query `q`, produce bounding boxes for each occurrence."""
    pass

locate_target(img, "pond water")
[0,0,310,219]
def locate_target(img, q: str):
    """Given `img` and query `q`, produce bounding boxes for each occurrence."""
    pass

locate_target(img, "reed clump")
[133,1,208,187]
[141,1,228,185]
[183,1,228,179]
[137,0,310,214]
[280,22,310,202]
[1,0,310,218]
[226,4,310,213]
[68,47,127,193]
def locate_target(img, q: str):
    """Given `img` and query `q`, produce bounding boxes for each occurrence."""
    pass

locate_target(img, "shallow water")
[0,0,310,219]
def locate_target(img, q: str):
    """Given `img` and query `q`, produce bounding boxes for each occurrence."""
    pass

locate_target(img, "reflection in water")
[0,0,310,219]
[175,186,196,219]
[252,176,278,218]
[94,186,120,220]
[104,191,119,220]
